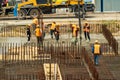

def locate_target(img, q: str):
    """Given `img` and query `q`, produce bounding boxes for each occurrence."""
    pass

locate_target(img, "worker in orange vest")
[50,22,56,39]
[92,40,102,65]
[83,22,90,42]
[71,24,79,45]
[35,25,42,45]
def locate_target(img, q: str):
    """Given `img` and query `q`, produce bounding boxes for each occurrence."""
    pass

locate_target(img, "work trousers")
[27,35,31,41]
[55,32,59,41]
[94,54,99,65]
[36,36,42,45]
[50,29,55,38]
[84,31,90,41]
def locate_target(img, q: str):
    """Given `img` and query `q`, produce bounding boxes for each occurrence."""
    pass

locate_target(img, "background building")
[95,0,120,12]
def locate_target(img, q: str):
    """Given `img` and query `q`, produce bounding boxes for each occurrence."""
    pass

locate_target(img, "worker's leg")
[84,31,87,40]
[37,36,42,54]
[87,32,90,41]
[71,37,76,45]
[94,55,99,65]
[28,36,30,41]
[50,30,53,38]
[75,37,78,45]
[55,33,59,42]
[39,37,43,45]
[36,37,39,44]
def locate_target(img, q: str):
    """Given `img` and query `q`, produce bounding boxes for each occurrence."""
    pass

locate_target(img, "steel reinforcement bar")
[102,24,118,55]
[81,47,99,80]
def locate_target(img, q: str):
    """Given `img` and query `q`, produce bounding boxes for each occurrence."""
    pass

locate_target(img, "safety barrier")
[0,42,91,80]
[90,23,120,35]
[0,41,119,80]
[102,25,118,55]
[81,47,99,80]
[0,42,81,63]
[0,23,120,37]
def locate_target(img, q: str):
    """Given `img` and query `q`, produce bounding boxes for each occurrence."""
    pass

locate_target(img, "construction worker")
[26,24,31,42]
[54,24,60,42]
[83,22,90,42]
[32,16,39,32]
[71,24,79,45]
[50,22,56,39]
[92,40,102,65]
[35,25,42,45]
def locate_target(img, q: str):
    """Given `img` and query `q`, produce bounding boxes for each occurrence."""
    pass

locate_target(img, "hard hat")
[28,24,31,26]
[33,16,38,18]
[84,21,88,24]
[26,24,31,27]
[95,40,99,43]
[53,22,56,24]
[37,25,40,27]
[72,24,76,27]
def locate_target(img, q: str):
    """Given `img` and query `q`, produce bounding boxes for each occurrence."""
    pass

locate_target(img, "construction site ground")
[0,32,120,79]
[0,12,120,80]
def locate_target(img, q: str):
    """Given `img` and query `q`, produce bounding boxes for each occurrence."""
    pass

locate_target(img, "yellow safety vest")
[72,25,79,37]
[94,44,100,54]
[50,23,56,30]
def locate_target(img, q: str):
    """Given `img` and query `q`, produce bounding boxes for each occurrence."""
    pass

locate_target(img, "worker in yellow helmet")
[50,22,56,39]
[92,40,102,65]
[71,24,79,45]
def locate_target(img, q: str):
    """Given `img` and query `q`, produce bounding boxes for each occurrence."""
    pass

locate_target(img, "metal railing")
[102,25,118,55]
[81,47,99,80]
[0,42,91,80]
[0,22,120,79]
[0,23,120,37]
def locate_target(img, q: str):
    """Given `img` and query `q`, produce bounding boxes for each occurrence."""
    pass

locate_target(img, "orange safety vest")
[94,44,101,55]
[83,25,90,32]
[35,28,42,37]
